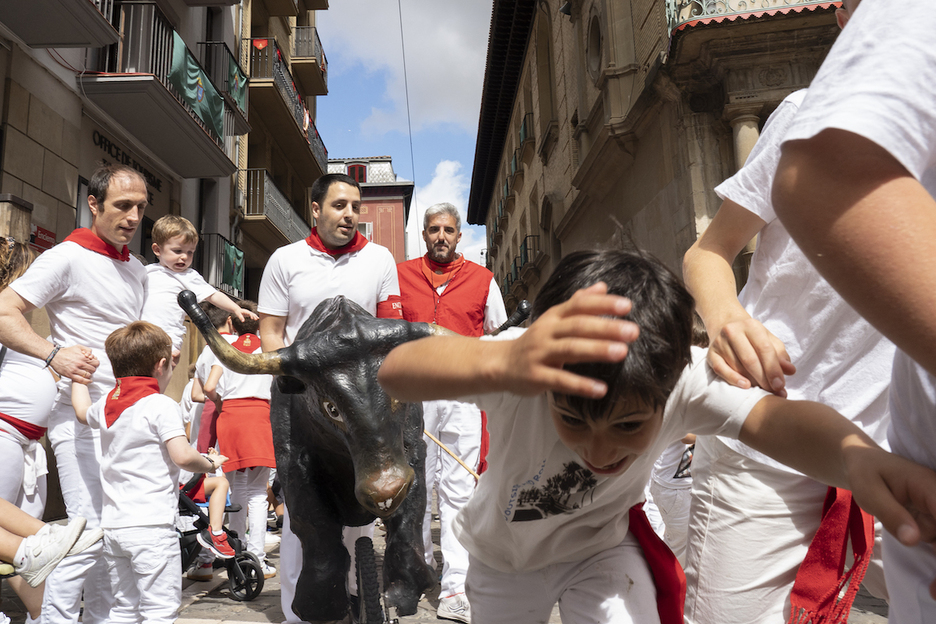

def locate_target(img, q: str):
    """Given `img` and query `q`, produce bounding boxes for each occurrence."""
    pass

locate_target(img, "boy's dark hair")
[532,249,694,418]
[199,301,231,330]
[232,300,259,336]
[88,163,146,203]
[106,321,172,378]
[310,173,360,206]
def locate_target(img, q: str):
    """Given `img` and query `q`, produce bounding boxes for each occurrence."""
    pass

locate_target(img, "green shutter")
[168,31,224,140]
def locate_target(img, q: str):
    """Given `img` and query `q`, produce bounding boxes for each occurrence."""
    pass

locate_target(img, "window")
[357,221,373,241]
[348,164,367,183]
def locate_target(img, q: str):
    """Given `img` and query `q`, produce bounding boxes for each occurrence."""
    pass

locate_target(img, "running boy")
[141,215,257,359]
[378,249,936,624]
[72,321,228,623]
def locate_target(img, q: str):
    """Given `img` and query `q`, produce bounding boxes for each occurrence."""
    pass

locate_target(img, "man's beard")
[429,245,455,263]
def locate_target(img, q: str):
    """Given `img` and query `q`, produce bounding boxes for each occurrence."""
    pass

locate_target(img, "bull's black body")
[179,292,436,623]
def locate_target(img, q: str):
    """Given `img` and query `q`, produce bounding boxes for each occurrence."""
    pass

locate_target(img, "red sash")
[420,254,466,290]
[788,487,875,624]
[63,228,130,262]
[105,377,160,427]
[0,412,47,441]
[306,227,368,257]
[628,502,686,624]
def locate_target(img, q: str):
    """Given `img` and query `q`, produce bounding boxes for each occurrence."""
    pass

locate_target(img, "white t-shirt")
[258,240,400,346]
[714,89,896,472]
[215,339,273,401]
[141,264,217,351]
[778,0,936,471]
[10,241,147,408]
[0,348,56,428]
[452,341,768,573]
[194,335,237,398]
[86,392,187,529]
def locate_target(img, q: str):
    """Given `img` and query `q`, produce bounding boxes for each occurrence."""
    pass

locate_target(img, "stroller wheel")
[228,552,264,601]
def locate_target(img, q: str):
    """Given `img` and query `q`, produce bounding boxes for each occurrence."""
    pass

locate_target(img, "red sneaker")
[197,529,235,559]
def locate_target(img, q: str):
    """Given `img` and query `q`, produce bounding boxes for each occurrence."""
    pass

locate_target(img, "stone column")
[725,107,764,288]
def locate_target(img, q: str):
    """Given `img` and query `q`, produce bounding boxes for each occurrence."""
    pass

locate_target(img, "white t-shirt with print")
[257,240,399,346]
[141,263,217,351]
[10,241,147,410]
[714,89,895,472]
[452,341,768,573]
[779,0,936,472]
[86,392,187,529]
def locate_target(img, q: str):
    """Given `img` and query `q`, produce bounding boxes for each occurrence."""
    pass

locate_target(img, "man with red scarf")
[396,202,506,623]
[0,164,148,624]
[257,173,402,624]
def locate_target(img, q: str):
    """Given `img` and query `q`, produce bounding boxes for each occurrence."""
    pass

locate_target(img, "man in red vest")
[397,202,507,623]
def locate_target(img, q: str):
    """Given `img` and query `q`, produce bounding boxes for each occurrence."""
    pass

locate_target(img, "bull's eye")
[323,400,343,423]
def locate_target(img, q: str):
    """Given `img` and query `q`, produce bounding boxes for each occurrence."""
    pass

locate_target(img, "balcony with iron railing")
[519,234,545,283]
[292,26,328,96]
[198,233,245,300]
[199,41,249,135]
[666,0,837,34]
[79,1,235,178]
[0,0,119,48]
[241,169,312,252]
[503,177,516,214]
[249,37,328,186]
[497,199,508,232]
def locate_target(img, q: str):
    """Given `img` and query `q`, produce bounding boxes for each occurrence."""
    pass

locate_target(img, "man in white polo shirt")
[258,173,402,623]
[0,164,148,624]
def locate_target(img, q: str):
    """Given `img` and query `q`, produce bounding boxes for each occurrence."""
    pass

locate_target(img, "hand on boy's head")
[507,282,639,398]
[707,317,797,397]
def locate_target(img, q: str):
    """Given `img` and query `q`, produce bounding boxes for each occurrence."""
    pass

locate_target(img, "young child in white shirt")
[378,249,936,624]
[72,321,229,623]
[141,215,257,361]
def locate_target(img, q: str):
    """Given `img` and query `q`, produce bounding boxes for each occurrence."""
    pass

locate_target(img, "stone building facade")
[468,0,841,312]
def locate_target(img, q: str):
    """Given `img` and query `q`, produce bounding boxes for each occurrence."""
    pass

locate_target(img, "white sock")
[211,529,223,536]
[13,537,28,570]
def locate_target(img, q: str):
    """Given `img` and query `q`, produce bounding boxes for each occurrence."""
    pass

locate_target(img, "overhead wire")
[397,0,419,252]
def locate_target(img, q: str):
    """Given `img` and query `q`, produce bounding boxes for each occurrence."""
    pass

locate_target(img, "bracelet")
[203,454,215,472]
[44,344,61,369]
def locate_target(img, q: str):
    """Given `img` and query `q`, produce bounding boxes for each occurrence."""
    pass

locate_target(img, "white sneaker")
[437,593,471,623]
[260,560,277,579]
[15,518,85,587]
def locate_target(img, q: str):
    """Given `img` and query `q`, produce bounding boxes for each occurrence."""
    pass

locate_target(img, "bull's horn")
[177,290,286,376]
[428,324,457,336]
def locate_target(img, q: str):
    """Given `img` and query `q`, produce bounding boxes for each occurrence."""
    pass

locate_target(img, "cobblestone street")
[0,513,891,624]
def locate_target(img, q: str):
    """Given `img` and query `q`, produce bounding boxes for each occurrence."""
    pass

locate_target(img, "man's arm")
[379,284,638,401]
[0,288,98,383]
[259,313,286,352]
[774,129,936,377]
[203,365,224,410]
[683,199,795,395]
[740,394,936,549]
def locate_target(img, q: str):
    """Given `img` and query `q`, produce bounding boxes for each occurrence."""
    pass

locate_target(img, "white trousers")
[466,533,660,624]
[104,526,180,624]
[226,466,271,561]
[0,434,46,518]
[882,531,936,624]
[648,481,691,566]
[684,435,887,624]
[279,508,374,624]
[42,406,112,624]
[422,399,480,598]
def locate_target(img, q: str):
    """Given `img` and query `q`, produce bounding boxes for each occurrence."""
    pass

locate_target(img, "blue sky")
[316,1,494,263]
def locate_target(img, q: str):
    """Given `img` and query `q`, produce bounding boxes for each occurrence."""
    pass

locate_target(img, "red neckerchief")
[420,254,465,290]
[787,488,875,624]
[0,412,47,441]
[628,502,686,624]
[105,377,160,428]
[305,227,368,257]
[63,228,130,262]
[232,334,260,353]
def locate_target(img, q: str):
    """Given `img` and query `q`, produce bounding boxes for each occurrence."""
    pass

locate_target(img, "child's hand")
[233,308,260,323]
[504,283,639,398]
[213,454,229,467]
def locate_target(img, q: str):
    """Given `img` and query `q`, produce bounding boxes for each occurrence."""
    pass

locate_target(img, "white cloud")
[405,159,486,265]
[318,1,493,136]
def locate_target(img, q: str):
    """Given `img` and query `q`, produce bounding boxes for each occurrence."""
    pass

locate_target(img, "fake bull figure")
[178,290,439,623]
